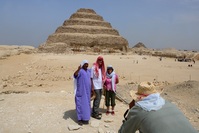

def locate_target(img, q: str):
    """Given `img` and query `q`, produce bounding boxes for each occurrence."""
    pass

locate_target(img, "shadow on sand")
[99,107,107,114]
[63,109,77,123]
[63,107,107,124]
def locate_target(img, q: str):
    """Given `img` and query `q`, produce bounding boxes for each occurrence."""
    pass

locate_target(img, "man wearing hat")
[119,82,197,133]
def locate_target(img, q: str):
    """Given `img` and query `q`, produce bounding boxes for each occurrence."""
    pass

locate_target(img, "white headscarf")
[80,60,88,67]
[135,93,165,111]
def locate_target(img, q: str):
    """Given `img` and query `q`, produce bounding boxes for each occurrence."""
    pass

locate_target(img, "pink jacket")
[104,74,118,92]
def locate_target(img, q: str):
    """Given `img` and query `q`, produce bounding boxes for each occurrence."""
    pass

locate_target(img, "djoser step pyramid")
[39,8,129,53]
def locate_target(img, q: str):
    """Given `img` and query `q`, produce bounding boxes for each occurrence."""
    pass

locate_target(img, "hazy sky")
[0,0,199,51]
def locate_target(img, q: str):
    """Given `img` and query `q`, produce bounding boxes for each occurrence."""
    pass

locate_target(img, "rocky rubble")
[0,45,36,59]
[129,47,199,60]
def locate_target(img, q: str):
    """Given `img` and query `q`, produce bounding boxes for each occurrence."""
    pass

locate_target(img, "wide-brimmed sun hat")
[130,81,163,100]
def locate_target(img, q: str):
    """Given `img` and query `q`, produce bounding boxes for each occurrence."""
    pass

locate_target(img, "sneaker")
[111,111,115,115]
[106,111,110,115]
[98,112,102,116]
[82,120,89,125]
[91,114,102,120]
[78,120,83,126]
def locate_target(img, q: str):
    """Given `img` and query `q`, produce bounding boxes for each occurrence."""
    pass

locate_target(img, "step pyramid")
[39,8,129,53]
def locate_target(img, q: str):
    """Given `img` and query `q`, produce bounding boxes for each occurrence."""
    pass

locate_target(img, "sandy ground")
[0,52,199,133]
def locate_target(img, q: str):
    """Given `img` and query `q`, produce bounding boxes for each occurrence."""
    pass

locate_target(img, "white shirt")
[91,66,103,90]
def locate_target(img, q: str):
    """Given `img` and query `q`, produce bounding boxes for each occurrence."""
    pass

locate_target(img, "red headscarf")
[93,56,106,82]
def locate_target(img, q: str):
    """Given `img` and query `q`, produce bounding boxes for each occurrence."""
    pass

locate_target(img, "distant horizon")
[1,43,198,52]
[0,0,199,51]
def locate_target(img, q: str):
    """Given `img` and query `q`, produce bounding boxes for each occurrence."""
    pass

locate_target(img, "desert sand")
[0,46,199,133]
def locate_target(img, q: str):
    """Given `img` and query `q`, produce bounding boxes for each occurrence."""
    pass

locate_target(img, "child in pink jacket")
[104,65,119,115]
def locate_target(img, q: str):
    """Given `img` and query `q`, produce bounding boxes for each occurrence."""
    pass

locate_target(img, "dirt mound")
[0,45,36,59]
[194,53,199,60]
[163,80,199,97]
[162,80,199,130]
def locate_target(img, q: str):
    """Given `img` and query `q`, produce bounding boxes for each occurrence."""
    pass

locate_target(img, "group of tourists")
[73,56,119,125]
[73,56,197,133]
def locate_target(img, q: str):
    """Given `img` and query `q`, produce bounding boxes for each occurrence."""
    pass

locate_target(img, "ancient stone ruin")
[39,8,129,53]
[133,42,147,48]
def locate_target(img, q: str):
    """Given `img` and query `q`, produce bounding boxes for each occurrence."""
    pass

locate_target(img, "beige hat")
[130,82,163,100]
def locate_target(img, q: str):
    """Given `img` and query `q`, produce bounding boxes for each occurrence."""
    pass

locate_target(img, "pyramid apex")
[77,8,96,14]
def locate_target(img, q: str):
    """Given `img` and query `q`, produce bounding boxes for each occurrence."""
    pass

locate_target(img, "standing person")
[91,56,106,119]
[119,82,198,133]
[104,65,119,115]
[74,60,91,125]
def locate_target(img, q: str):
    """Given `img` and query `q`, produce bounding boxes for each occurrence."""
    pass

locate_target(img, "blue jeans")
[92,89,102,116]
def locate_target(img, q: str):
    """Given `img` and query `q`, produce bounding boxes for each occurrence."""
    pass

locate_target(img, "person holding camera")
[119,82,197,133]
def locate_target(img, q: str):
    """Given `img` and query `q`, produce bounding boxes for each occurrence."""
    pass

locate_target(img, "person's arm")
[129,99,135,109]
[91,78,94,92]
[90,66,94,92]
[103,80,107,89]
[74,65,81,78]
[119,107,141,133]
[116,74,119,84]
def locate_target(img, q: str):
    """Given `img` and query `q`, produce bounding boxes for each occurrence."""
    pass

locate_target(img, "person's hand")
[78,65,81,70]
[129,99,135,109]
[103,85,106,89]
[91,86,94,93]
[74,65,81,77]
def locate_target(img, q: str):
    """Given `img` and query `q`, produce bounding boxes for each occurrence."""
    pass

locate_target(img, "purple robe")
[74,68,91,121]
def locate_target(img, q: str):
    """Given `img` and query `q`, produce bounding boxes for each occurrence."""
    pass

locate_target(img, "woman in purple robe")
[74,60,91,125]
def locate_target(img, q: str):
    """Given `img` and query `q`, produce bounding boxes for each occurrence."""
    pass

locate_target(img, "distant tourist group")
[73,56,197,133]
